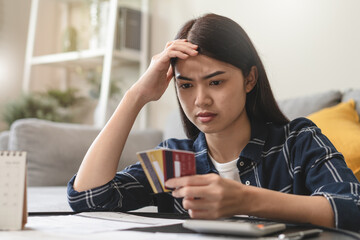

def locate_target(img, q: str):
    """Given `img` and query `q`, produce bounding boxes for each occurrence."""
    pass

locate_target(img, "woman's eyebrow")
[175,74,192,81]
[203,71,225,79]
[175,71,225,81]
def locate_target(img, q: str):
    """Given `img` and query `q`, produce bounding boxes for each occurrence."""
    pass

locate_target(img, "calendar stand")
[0,151,27,230]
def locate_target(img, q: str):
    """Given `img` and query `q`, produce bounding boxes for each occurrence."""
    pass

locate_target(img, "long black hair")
[171,13,289,140]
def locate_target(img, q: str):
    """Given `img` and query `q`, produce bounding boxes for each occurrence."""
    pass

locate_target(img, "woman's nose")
[195,88,212,107]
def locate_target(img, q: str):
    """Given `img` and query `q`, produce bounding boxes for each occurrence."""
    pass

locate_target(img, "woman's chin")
[197,125,219,135]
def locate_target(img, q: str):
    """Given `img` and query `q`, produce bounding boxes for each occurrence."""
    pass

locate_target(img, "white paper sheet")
[0,230,250,240]
[78,212,184,225]
[0,230,159,240]
[26,215,145,234]
[25,212,184,235]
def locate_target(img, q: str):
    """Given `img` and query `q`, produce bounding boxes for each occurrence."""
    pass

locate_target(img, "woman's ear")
[245,66,258,93]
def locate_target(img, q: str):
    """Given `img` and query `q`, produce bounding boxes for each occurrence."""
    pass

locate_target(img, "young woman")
[68,13,360,232]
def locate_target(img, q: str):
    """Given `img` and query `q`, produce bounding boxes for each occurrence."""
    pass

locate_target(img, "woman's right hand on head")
[130,39,198,105]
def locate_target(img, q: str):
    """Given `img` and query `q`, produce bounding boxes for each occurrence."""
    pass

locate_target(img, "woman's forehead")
[175,55,239,77]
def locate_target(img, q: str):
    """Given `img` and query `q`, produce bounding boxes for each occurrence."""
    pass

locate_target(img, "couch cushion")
[0,131,9,150]
[8,118,162,186]
[278,90,342,120]
[307,100,360,181]
[342,89,360,116]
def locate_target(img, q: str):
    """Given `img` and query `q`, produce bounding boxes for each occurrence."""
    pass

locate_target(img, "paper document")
[26,212,184,234]
[78,212,184,225]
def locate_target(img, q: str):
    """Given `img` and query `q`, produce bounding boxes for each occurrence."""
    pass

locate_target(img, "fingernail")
[188,209,193,217]
[165,181,172,188]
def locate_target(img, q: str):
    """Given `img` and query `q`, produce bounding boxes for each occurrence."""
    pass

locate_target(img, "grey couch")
[0,89,359,186]
[0,119,162,186]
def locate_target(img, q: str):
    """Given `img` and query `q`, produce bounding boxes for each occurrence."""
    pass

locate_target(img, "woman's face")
[174,54,255,136]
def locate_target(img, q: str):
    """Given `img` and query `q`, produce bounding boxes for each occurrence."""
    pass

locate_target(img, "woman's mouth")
[196,112,217,123]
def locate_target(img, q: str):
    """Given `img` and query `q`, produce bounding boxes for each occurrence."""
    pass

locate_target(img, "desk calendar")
[0,151,27,230]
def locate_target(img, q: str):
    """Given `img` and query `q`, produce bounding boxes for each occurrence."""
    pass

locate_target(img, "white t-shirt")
[208,154,241,182]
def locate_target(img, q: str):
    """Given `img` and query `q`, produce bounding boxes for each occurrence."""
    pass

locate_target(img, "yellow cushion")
[307,100,360,181]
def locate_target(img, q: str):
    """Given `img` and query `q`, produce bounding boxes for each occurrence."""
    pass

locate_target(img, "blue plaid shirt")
[67,117,360,232]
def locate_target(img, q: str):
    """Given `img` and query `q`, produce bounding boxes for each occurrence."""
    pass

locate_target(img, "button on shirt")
[67,117,360,232]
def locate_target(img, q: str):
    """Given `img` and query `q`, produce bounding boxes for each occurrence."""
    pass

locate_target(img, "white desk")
[28,186,72,213]
[0,187,358,240]
[1,187,185,240]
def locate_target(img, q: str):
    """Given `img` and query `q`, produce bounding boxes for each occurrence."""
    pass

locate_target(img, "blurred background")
[1,0,360,132]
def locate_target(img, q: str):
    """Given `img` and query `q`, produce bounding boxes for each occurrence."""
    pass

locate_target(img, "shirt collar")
[193,132,216,174]
[240,119,269,163]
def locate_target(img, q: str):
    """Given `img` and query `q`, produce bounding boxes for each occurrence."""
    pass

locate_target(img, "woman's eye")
[180,83,192,89]
[210,80,222,86]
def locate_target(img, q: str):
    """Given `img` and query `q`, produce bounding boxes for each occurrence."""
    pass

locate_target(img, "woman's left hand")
[165,173,245,219]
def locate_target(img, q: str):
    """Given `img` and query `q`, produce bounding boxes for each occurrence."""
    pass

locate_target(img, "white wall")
[0,0,30,130]
[148,0,360,131]
[1,0,360,132]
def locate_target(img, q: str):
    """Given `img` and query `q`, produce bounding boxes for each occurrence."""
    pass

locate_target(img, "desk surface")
[2,186,358,240]
[28,186,72,213]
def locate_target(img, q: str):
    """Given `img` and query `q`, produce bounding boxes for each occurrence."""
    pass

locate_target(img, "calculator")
[182,218,286,237]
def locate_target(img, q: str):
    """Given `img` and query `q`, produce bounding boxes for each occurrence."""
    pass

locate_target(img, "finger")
[172,40,198,49]
[166,174,217,188]
[172,185,210,198]
[166,43,198,56]
[158,42,198,65]
[166,39,196,48]
[154,52,186,71]
[161,49,197,62]
[165,39,190,49]
[166,65,174,82]
[165,50,191,59]
[188,209,216,219]
[182,197,214,211]
[184,198,237,217]
[157,50,191,65]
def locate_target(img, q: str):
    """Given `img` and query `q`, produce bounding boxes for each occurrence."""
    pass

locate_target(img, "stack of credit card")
[136,149,196,193]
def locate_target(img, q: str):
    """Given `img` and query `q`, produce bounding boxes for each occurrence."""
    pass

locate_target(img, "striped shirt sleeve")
[67,163,154,212]
[290,119,360,232]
